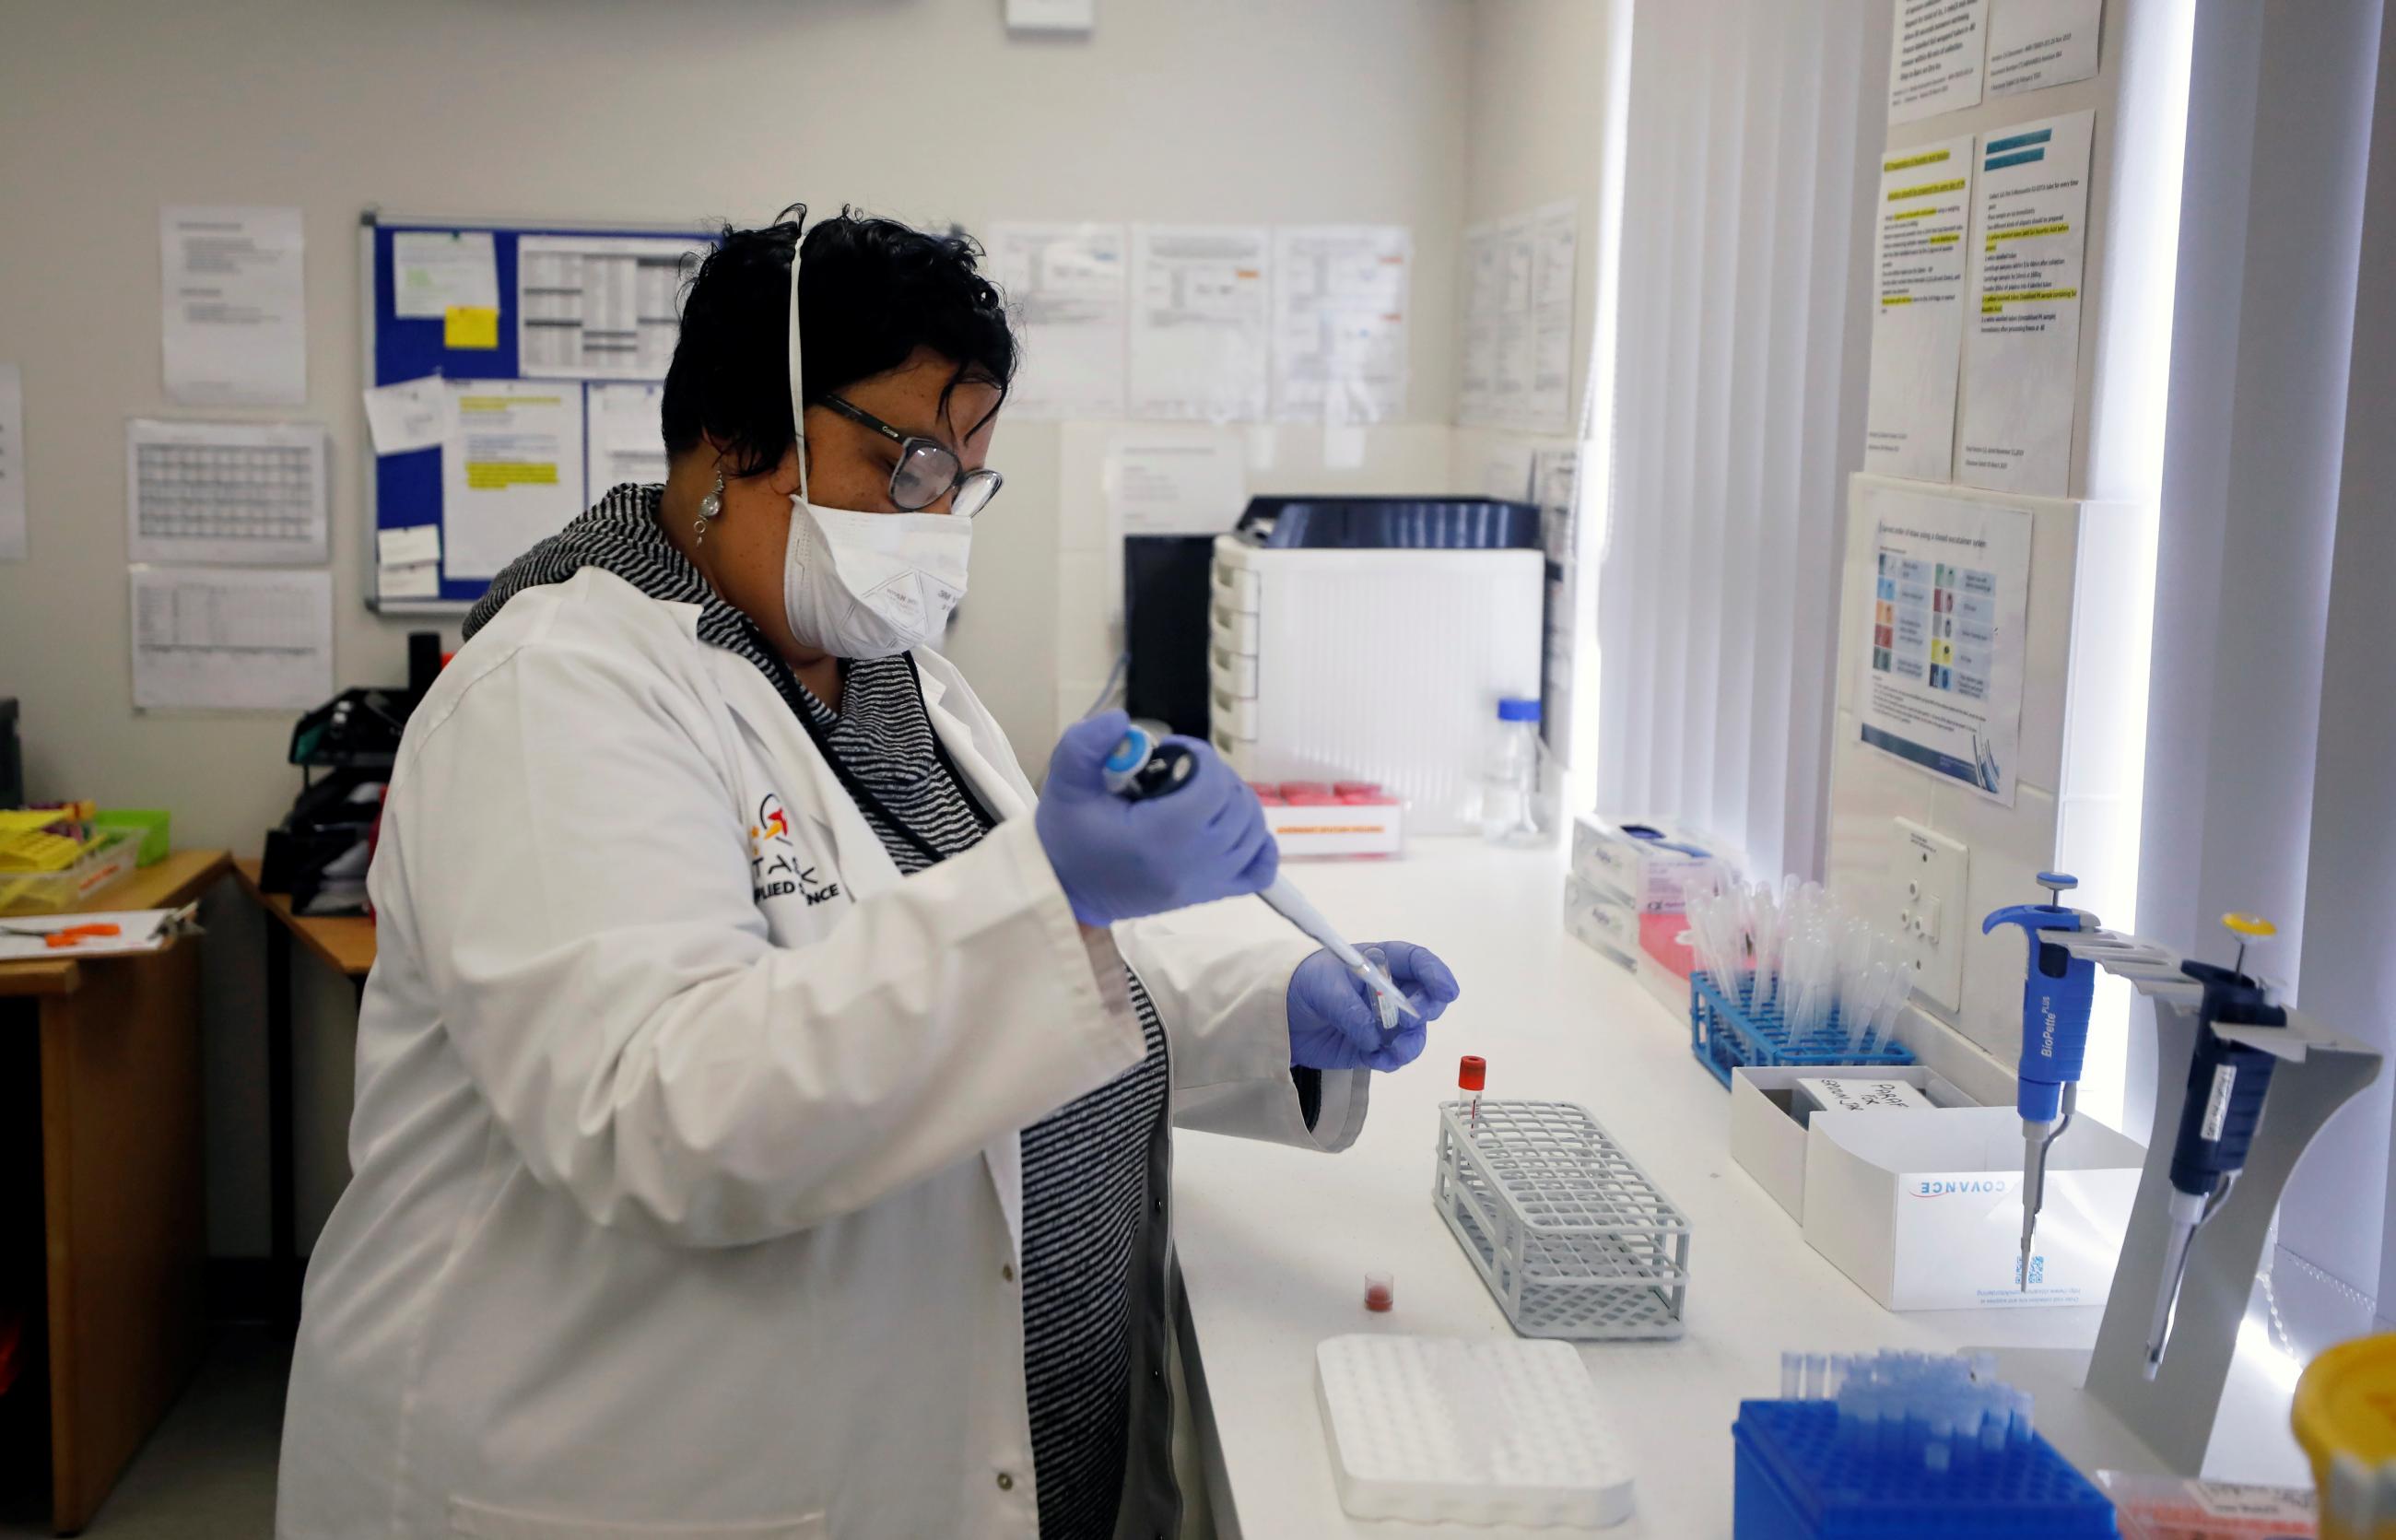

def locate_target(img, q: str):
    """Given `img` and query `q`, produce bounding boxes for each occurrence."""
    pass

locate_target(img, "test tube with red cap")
[1459,1055,1486,1131]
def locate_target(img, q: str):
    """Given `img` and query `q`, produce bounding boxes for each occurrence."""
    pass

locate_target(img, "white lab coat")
[276,568,1361,1540]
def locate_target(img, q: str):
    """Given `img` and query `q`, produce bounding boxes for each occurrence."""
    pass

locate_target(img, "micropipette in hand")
[1098,725,1415,1019]
[1255,875,1416,1017]
[2144,913,2286,1380]
[1982,873,2098,1294]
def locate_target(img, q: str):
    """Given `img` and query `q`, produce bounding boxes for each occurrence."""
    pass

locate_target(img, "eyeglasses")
[813,395,1004,518]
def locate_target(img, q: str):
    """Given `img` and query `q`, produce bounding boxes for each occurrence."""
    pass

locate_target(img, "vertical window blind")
[1593,0,1885,880]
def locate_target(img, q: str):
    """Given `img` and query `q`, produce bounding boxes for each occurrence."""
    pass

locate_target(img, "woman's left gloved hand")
[1286,941,1461,1072]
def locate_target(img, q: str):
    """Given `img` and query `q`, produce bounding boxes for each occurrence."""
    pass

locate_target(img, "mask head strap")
[786,220,810,504]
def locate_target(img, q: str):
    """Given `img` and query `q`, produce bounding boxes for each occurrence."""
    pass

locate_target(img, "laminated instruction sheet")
[129,565,334,711]
[440,381,583,581]
[159,206,308,406]
[1887,0,1990,124]
[1128,226,1272,422]
[392,230,499,321]
[1461,205,1576,433]
[516,234,709,381]
[1863,136,1975,482]
[991,223,1130,420]
[123,417,329,567]
[1459,224,1503,425]
[1956,110,2094,496]
[584,382,668,495]
[1856,485,2030,805]
[1986,0,2102,98]
[1270,225,1411,425]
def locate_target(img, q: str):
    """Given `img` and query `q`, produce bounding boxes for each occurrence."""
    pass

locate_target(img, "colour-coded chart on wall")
[1873,552,1997,699]
[1857,485,2030,805]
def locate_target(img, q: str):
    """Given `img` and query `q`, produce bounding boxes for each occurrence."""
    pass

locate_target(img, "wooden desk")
[229,860,373,1323]
[230,860,374,980]
[0,849,230,1535]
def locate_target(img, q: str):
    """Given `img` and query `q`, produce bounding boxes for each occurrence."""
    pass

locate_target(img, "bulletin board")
[359,210,719,613]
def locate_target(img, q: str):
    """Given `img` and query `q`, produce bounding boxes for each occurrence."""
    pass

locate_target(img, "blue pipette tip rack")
[1733,1400,2117,1539]
[1689,971,1916,1089]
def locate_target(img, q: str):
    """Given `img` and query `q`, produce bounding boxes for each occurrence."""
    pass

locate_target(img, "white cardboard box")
[1802,1105,2143,1311]
[1562,874,1640,968]
[1569,815,1724,912]
[1729,1066,1977,1222]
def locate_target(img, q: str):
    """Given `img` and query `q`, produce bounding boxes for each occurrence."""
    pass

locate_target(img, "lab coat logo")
[749,794,840,907]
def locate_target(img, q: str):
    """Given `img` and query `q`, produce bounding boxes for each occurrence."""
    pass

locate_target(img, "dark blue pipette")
[2144,913,2284,1379]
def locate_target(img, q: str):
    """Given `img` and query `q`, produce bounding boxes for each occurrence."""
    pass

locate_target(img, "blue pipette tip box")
[1690,971,1916,1089]
[1732,1400,2117,1539]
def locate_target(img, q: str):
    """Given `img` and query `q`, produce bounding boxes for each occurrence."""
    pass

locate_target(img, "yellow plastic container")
[2294,1331,2396,1540]
[0,829,139,915]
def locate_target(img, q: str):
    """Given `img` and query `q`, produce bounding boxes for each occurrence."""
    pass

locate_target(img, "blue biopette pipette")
[1982,874,2099,1294]
[1099,724,1415,1019]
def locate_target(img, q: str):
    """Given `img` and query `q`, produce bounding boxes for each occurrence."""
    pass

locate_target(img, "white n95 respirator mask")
[781,497,970,658]
[778,227,972,658]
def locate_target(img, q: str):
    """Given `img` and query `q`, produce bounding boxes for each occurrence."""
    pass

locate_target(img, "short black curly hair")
[661,204,1017,479]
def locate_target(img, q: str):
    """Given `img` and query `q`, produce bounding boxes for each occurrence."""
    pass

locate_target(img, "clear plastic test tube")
[1953,1405,1982,1468]
[1363,946,1398,1033]
[1924,1413,1954,1473]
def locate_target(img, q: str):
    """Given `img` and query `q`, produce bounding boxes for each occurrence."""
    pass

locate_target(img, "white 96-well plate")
[1314,1334,1636,1528]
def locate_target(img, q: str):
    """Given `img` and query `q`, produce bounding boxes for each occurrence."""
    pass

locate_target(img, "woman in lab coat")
[276,206,1458,1540]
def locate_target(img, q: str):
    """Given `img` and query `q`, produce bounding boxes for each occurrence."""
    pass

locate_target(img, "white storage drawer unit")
[1208,534,1543,834]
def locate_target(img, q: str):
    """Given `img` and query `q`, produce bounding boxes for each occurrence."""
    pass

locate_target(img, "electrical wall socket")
[1890,817,1968,1012]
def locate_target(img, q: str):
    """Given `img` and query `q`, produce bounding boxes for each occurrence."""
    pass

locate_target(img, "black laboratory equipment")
[259,632,445,914]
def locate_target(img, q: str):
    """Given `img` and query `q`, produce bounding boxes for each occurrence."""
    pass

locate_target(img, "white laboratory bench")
[1168,838,2273,1540]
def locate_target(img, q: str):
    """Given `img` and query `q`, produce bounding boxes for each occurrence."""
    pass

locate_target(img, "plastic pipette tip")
[1354,956,1415,1020]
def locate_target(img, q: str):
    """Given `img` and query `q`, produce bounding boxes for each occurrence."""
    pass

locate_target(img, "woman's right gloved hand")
[1034,711,1279,927]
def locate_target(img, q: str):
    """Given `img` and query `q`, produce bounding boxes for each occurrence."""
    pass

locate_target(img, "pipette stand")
[1979,930,2381,1478]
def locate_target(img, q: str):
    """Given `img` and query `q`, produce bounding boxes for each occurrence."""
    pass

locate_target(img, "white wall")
[1822,0,2191,1106]
[1461,0,1620,430]
[1454,0,1627,800]
[0,0,1473,1255]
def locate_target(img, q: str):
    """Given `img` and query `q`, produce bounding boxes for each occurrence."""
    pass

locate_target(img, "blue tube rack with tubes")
[1690,971,1915,1089]
[1732,1352,2116,1539]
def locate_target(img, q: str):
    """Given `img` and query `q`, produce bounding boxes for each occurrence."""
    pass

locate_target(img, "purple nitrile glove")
[1286,941,1461,1072]
[1034,711,1278,927]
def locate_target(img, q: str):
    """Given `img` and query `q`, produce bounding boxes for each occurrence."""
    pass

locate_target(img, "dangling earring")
[694,468,724,546]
